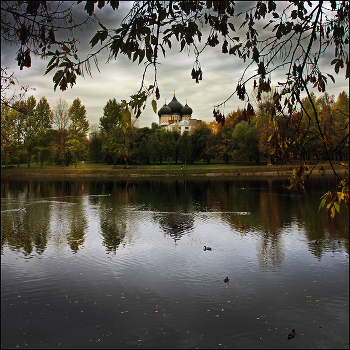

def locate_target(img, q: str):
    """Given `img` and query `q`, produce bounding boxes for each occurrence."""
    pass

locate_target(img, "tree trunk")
[4,150,8,167]
[267,154,273,166]
[124,135,128,166]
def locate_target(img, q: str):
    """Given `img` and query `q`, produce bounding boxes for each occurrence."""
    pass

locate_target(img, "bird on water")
[287,329,296,340]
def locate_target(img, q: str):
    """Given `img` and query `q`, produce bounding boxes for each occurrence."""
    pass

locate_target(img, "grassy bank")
[1,160,347,179]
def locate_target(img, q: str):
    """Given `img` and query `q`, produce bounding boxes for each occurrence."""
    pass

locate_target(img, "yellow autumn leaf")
[331,207,335,218]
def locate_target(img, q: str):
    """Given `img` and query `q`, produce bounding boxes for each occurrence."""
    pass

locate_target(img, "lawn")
[2,159,347,179]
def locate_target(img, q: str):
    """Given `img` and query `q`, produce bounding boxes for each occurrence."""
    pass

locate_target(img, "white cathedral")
[158,93,201,134]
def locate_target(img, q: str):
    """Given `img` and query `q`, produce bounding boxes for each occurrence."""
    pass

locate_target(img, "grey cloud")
[1,1,348,129]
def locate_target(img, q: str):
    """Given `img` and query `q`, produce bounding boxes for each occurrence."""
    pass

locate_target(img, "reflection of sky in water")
[1,179,348,349]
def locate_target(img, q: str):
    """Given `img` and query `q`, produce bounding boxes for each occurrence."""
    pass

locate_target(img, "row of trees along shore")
[1,91,348,168]
[1,97,89,169]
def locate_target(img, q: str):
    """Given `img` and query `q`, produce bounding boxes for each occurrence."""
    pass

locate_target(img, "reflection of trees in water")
[100,211,126,253]
[66,206,88,253]
[198,177,348,263]
[96,180,198,249]
[2,177,348,258]
[98,182,135,253]
[50,208,71,249]
[259,187,281,235]
[1,210,29,254]
[50,202,87,253]
[1,179,90,255]
[296,191,349,258]
[219,213,253,235]
[255,181,285,270]
[208,179,287,269]
[131,179,197,213]
[128,179,196,242]
[203,180,260,233]
[323,209,349,255]
[256,231,285,271]
[158,213,194,242]
[1,204,50,256]
[28,204,50,254]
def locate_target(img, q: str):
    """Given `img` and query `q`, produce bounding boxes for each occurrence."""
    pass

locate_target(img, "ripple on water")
[1,179,348,349]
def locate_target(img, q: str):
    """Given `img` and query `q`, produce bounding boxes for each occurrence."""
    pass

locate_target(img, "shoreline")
[1,166,343,180]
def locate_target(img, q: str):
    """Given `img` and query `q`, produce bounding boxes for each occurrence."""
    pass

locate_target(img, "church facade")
[158,94,201,134]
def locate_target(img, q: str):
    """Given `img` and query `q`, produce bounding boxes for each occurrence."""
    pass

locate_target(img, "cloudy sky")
[1,1,348,130]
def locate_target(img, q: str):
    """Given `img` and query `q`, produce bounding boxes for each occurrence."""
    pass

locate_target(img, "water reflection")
[1,203,49,256]
[1,177,349,263]
[1,177,349,349]
[100,206,127,253]
[257,232,285,271]
[158,212,195,241]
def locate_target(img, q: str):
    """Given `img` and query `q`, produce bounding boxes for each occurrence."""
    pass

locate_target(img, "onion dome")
[181,103,192,116]
[168,96,183,114]
[158,103,172,117]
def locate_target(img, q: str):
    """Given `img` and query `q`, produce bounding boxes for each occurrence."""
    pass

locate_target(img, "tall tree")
[137,136,150,165]
[23,95,37,167]
[318,93,336,159]
[300,92,323,160]
[35,97,53,132]
[178,132,192,166]
[100,99,124,134]
[89,135,103,163]
[67,98,89,169]
[134,127,152,164]
[11,99,28,167]
[33,97,53,167]
[331,91,349,161]
[202,133,217,164]
[191,124,212,162]
[215,125,234,164]
[1,104,16,167]
[68,98,89,134]
[226,108,246,130]
[148,133,160,167]
[162,131,176,166]
[52,97,70,130]
[250,87,278,165]
[100,98,132,166]
[52,98,70,166]
[232,120,261,164]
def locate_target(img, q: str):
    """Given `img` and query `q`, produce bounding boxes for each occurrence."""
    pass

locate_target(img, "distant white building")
[164,119,201,134]
[158,93,201,134]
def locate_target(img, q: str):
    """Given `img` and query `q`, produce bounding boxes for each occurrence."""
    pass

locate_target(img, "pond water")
[1,176,349,349]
